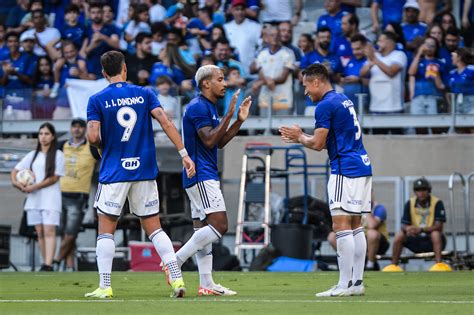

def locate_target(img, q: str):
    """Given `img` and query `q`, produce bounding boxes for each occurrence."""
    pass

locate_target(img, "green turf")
[0,272,473,315]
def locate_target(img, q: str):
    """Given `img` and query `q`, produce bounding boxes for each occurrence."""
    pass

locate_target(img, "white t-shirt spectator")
[15,150,65,212]
[149,3,167,23]
[260,0,292,23]
[224,18,262,75]
[125,21,152,40]
[256,46,295,110]
[23,27,61,57]
[368,50,407,112]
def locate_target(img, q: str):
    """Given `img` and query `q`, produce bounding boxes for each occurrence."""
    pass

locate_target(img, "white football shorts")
[94,180,160,217]
[185,180,226,221]
[327,174,372,216]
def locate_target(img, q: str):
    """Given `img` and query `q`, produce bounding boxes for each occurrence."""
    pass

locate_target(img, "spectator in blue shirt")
[0,32,34,120]
[5,0,29,34]
[32,56,55,119]
[449,48,474,115]
[402,1,427,58]
[317,0,347,51]
[371,0,406,33]
[334,13,359,67]
[81,3,120,78]
[439,26,461,73]
[61,4,86,50]
[408,36,446,119]
[341,34,369,109]
[300,27,342,84]
[0,24,9,59]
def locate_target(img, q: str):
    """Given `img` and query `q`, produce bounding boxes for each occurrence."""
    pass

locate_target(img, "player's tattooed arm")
[152,107,185,150]
[197,90,242,149]
[87,120,102,148]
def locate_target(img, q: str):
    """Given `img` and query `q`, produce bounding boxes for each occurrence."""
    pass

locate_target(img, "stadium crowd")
[0,0,473,134]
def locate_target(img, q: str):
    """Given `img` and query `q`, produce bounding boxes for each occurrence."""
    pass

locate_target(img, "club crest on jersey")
[121,157,140,170]
[361,154,371,166]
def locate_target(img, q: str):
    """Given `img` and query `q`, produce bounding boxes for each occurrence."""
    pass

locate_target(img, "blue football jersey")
[314,90,372,177]
[182,95,220,188]
[87,82,161,184]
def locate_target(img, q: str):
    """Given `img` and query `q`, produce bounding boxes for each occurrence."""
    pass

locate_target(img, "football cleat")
[170,278,186,298]
[315,285,351,297]
[350,284,365,296]
[198,283,237,296]
[160,261,171,286]
[84,287,113,299]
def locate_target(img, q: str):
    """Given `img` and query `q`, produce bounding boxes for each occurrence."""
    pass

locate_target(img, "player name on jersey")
[104,96,145,108]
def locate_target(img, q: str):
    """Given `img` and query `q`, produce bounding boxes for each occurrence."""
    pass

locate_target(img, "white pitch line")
[0,299,473,304]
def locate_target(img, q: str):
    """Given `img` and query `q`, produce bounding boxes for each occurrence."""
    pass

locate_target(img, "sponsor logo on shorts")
[145,199,159,208]
[121,157,140,170]
[361,154,371,166]
[105,201,121,208]
[347,199,362,205]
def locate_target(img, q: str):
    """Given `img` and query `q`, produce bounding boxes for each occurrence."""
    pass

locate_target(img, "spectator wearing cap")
[360,31,407,135]
[21,10,61,59]
[53,118,100,272]
[253,25,295,116]
[371,0,406,34]
[20,31,38,65]
[385,177,447,272]
[224,0,262,75]
[125,32,156,86]
[401,1,427,60]
[333,13,360,67]
[260,0,302,25]
[0,32,34,120]
[317,0,347,51]
[81,3,120,78]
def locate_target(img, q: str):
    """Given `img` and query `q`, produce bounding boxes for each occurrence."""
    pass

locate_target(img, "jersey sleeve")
[86,96,101,122]
[189,104,212,131]
[146,87,162,112]
[314,101,332,129]
[55,150,65,177]
[401,201,411,225]
[14,151,34,170]
[373,204,387,222]
[434,200,447,223]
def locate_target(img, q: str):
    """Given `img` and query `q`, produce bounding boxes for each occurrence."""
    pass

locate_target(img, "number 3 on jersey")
[117,106,137,142]
[348,106,361,140]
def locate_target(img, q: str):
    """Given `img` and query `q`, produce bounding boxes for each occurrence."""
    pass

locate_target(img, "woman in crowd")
[11,123,65,271]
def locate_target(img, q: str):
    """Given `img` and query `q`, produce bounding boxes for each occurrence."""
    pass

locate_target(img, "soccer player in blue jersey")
[85,51,195,299]
[280,63,372,297]
[168,65,251,296]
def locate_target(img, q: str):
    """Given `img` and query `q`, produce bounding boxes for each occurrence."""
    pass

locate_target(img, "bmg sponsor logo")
[347,199,362,205]
[121,157,140,170]
[105,201,121,208]
[145,199,159,208]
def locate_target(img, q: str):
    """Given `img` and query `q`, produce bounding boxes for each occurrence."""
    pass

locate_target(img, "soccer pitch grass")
[1,272,473,315]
